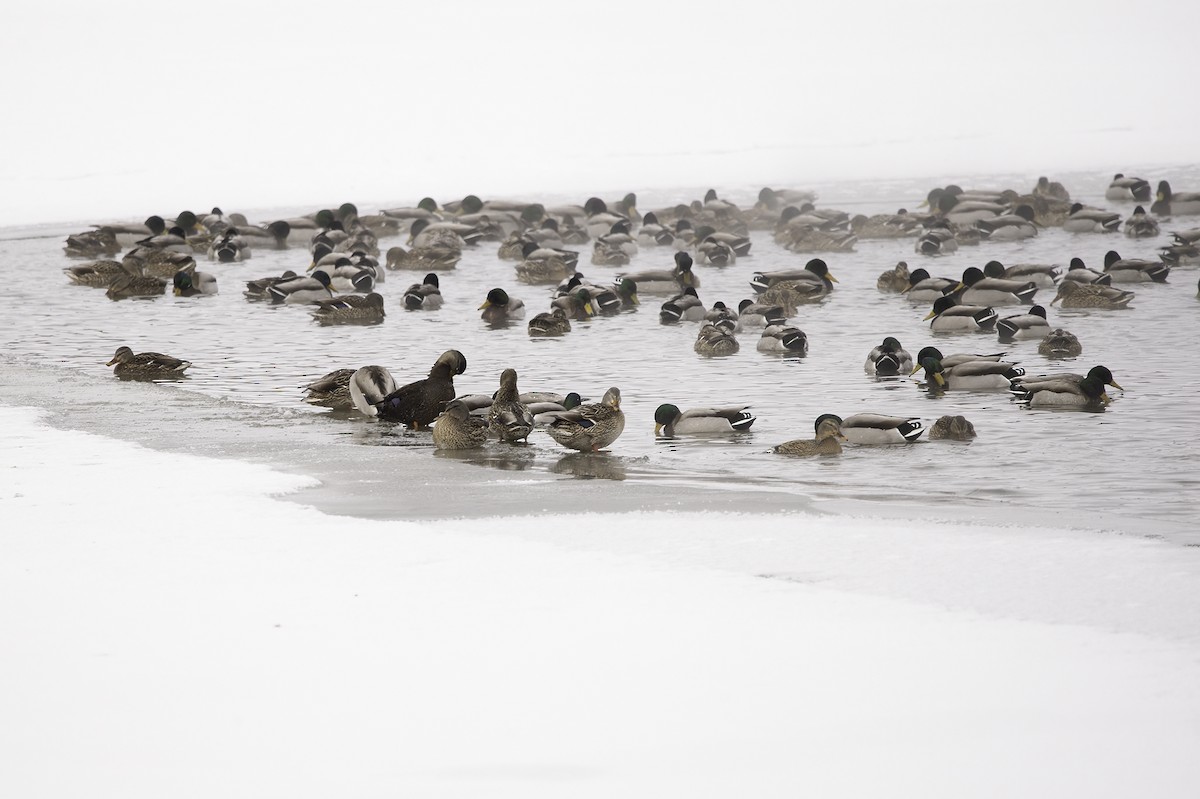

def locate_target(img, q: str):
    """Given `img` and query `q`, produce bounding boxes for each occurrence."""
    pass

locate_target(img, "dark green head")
[984,260,1005,278]
[881,336,902,351]
[460,195,483,215]
[654,403,682,426]
[417,197,438,213]
[338,202,358,220]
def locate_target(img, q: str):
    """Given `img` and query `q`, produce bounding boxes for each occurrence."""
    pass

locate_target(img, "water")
[3,166,1198,540]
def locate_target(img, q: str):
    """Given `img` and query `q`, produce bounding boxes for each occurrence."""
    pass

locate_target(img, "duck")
[773,414,845,456]
[106,272,167,300]
[310,292,386,325]
[1102,250,1170,283]
[65,259,126,287]
[757,325,808,354]
[695,236,737,266]
[64,228,120,258]
[1159,243,1200,266]
[516,241,578,283]
[546,386,626,452]
[958,266,1038,305]
[385,244,461,271]
[1123,206,1161,238]
[928,188,1008,226]
[375,350,468,428]
[1105,174,1152,203]
[611,277,640,309]
[1011,366,1123,408]
[136,224,192,253]
[915,346,1009,369]
[528,307,573,337]
[207,229,250,262]
[914,221,960,256]
[653,404,756,436]
[302,368,356,410]
[982,260,1060,290]
[531,392,585,426]
[704,301,739,332]
[1061,257,1111,285]
[1038,329,1082,358]
[172,269,218,297]
[432,400,490,450]
[876,261,911,292]
[402,273,444,310]
[125,248,196,279]
[660,287,706,323]
[106,346,191,379]
[996,305,1050,342]
[311,257,376,293]
[636,212,675,247]
[488,368,535,443]
[1032,176,1070,201]
[913,355,1024,390]
[737,299,787,328]
[1050,280,1135,309]
[902,267,959,303]
[348,366,398,416]
[750,258,838,295]
[924,296,998,332]
[244,270,299,301]
[617,252,700,294]
[864,337,913,375]
[267,270,334,305]
[478,287,526,324]
[552,288,597,322]
[1063,204,1121,233]
[851,211,922,240]
[839,413,925,444]
[1151,181,1200,217]
[928,415,977,440]
[694,323,740,356]
[975,204,1038,241]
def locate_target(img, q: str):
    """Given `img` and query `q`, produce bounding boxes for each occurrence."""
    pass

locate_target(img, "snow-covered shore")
[3,404,1199,798]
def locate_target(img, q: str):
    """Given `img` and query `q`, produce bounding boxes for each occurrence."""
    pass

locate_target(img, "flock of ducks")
[70,170,1199,457]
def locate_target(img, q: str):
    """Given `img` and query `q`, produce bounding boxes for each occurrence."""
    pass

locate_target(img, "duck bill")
[1108,379,1124,391]
[900,284,912,294]
[654,423,663,435]
[173,287,182,296]
[630,294,640,305]
[105,357,119,366]
[909,364,923,376]
[922,309,937,321]
[584,302,595,316]
[827,273,839,283]
[477,300,491,310]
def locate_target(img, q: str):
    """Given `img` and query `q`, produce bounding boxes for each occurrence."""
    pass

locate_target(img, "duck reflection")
[550,452,627,481]
[434,446,536,471]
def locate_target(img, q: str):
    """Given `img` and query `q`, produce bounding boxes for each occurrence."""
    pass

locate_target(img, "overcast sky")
[4,0,1196,224]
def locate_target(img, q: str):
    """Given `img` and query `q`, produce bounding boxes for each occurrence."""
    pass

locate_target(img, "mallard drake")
[66,259,125,287]
[1061,257,1111,285]
[1063,204,1121,233]
[877,261,911,292]
[694,323,740,356]
[403,273,444,310]
[983,260,1060,289]
[528,307,573,337]
[311,258,375,293]
[1123,206,1160,238]
[757,325,808,354]
[840,413,925,444]
[928,415,977,440]
[516,241,578,283]
[851,212,922,240]
[915,221,960,256]
[478,287,526,324]
[975,204,1038,241]
[94,216,159,247]
[915,346,1009,369]
[1050,280,1135,309]
[385,244,460,271]
[1105,174,1152,203]
[704,302,739,332]
[348,365,398,416]
[302,368,356,409]
[1151,181,1200,216]
[531,392,584,426]
[637,212,676,247]
[546,386,626,452]
[172,269,218,297]
[610,277,639,309]
[958,266,1038,305]
[1038,328,1082,358]
[924,296,998,332]
[927,188,1008,226]
[106,272,167,300]
[1159,243,1200,266]
[902,267,959,303]
[552,288,597,322]
[207,229,250,262]
[64,228,120,258]
[653,404,755,436]
[432,400,490,450]
[489,368,535,443]
[737,299,787,328]
[244,271,298,301]
[106,346,191,379]
[596,221,638,258]
[913,355,1024,390]
[997,305,1050,342]
[617,252,700,294]
[773,414,845,456]
[375,350,468,429]
[310,292,385,325]
[696,236,737,266]
[864,337,912,375]
[1102,250,1170,283]
[267,270,334,304]
[660,287,706,323]
[1011,366,1123,408]
[591,239,632,266]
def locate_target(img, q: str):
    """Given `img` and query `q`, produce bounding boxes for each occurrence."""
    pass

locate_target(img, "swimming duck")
[124,248,197,279]
[347,365,398,416]
[386,243,461,272]
[1105,174,1152,203]
[268,270,334,305]
[207,229,251,262]
[1032,177,1070,201]
[1159,243,1200,266]
[302,368,356,409]
[106,272,167,300]
[996,305,1050,342]
[478,287,526,324]
[243,271,299,301]
[1123,206,1160,238]
[617,252,700,294]
[913,356,1024,390]
[737,299,787,328]
[552,288,597,322]
[310,292,385,325]
[311,258,376,293]
[432,400,490,450]
[528,307,573,337]
[136,224,192,253]
[65,259,126,287]
[546,386,626,452]
[1063,204,1121,233]
[839,413,925,444]
[653,404,756,436]
[983,260,1060,289]
[64,228,120,258]
[610,277,639,309]
[1061,257,1111,285]
[902,267,959,303]
[637,212,676,247]
[106,346,191,379]
[928,188,1008,226]
[172,268,218,296]
[914,221,960,256]
[489,368,535,443]
[694,323,740,356]
[757,325,808,354]
[1050,280,1135,309]
[1038,329,1082,358]
[704,301,739,332]
[958,266,1038,305]
[773,414,845,456]
[924,296,998,332]
[516,241,579,283]
[750,258,838,294]
[375,350,468,428]
[403,273,443,310]
[1011,366,1123,408]
[1151,181,1200,216]
[914,346,1009,369]
[1102,250,1170,283]
[928,415,977,440]
[660,287,706,323]
[877,261,911,292]
[696,236,737,267]
[851,212,922,240]
[864,337,913,375]
[975,204,1038,241]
